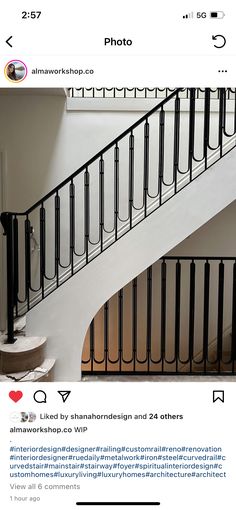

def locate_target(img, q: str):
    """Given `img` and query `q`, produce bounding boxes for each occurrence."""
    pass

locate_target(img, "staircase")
[1,88,236,381]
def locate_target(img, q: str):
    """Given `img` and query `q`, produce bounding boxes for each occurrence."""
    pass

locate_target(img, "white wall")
[169,202,236,257]
[0,94,147,211]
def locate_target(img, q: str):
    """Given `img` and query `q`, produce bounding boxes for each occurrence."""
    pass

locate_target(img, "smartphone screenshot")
[0,1,235,509]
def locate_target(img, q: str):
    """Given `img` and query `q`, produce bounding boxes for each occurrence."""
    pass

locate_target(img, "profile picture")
[20,412,29,423]
[4,60,27,83]
[28,412,36,423]
[10,412,21,423]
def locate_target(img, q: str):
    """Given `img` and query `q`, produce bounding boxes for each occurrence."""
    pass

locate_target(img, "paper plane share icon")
[58,391,71,403]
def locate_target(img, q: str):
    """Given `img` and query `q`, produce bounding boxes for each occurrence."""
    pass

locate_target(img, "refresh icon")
[212,34,226,48]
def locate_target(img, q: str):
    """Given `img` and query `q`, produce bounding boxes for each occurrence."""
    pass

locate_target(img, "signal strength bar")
[183,12,194,19]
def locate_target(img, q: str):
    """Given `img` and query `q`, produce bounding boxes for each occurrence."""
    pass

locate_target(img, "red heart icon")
[9,391,23,403]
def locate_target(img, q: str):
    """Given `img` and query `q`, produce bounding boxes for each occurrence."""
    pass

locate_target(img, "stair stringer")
[26,147,236,381]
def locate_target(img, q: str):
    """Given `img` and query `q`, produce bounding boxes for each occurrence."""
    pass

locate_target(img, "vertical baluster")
[90,319,94,372]
[55,193,60,287]
[217,261,224,371]
[143,120,150,217]
[1,213,17,342]
[69,181,75,275]
[84,168,90,264]
[146,266,152,372]
[188,260,196,372]
[99,156,104,252]
[173,93,180,194]
[40,204,46,297]
[203,260,210,372]
[114,144,119,241]
[219,88,225,158]
[223,87,227,135]
[158,107,165,206]
[25,215,31,310]
[132,277,137,373]
[129,132,134,229]
[13,216,19,315]
[161,260,167,371]
[104,301,109,372]
[231,262,236,370]
[203,88,210,169]
[188,88,196,181]
[175,260,181,372]
[118,289,123,372]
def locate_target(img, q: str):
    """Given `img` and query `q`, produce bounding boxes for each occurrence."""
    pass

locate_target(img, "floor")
[82,375,236,382]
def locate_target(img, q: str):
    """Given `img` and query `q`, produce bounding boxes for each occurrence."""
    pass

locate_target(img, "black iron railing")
[68,87,236,99]
[82,257,236,375]
[1,88,236,343]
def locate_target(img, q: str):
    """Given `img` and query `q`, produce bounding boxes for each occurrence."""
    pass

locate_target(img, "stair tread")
[0,336,47,354]
[0,358,55,382]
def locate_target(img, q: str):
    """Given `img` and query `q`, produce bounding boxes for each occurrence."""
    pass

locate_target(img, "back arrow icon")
[212,34,226,48]
[6,36,13,48]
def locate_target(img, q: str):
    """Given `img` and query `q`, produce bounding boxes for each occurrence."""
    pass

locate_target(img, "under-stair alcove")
[82,256,236,376]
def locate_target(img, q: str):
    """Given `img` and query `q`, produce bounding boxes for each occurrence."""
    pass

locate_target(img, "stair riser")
[14,363,55,382]
[37,365,54,382]
[0,359,55,382]
[0,345,45,374]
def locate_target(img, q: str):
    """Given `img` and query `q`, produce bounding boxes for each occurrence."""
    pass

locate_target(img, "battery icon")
[210,11,225,18]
